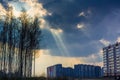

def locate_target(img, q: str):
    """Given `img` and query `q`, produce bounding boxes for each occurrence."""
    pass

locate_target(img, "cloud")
[79,12,85,17]
[35,49,103,76]
[0,3,6,16]
[0,0,113,78]
[98,9,120,39]
[78,50,103,67]
[43,0,120,30]
[98,50,103,58]
[77,23,84,29]
[78,10,92,18]
[34,52,82,76]
[99,39,110,46]
[116,37,120,42]
[7,0,49,17]
[25,0,48,17]
[50,28,63,34]
[0,0,119,76]
[0,0,115,58]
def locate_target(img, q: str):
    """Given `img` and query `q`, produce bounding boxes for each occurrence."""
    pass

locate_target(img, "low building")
[47,64,63,78]
[47,64,102,78]
[74,64,101,78]
[62,67,74,78]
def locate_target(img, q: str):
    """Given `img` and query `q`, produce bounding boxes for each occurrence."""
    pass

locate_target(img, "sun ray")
[50,28,69,56]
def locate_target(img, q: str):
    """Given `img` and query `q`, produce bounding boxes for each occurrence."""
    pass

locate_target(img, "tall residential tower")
[103,42,120,77]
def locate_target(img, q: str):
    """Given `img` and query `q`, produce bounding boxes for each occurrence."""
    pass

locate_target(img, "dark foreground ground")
[0,77,116,80]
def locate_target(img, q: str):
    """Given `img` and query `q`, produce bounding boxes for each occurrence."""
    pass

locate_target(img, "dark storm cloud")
[0,0,120,58]
[38,0,120,57]
[40,0,120,30]
[39,0,120,41]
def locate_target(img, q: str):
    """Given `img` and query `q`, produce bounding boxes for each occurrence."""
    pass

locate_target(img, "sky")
[0,0,120,76]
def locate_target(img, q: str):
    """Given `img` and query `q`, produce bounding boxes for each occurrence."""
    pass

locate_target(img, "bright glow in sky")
[79,12,85,17]
[34,49,103,76]
[8,0,48,17]
[77,23,84,29]
[0,3,6,16]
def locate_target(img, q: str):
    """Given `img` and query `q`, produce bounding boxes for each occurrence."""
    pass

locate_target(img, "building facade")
[47,64,101,78]
[47,64,63,78]
[103,42,120,77]
[47,64,74,78]
[62,67,74,78]
[74,64,101,78]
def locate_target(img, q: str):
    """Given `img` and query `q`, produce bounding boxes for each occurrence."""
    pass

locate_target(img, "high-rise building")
[103,42,120,77]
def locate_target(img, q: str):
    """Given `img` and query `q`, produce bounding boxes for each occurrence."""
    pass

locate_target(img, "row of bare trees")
[0,7,41,77]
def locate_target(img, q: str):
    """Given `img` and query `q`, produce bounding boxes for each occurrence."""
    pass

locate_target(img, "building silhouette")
[103,42,120,77]
[47,64,63,78]
[47,64,101,78]
[74,64,101,78]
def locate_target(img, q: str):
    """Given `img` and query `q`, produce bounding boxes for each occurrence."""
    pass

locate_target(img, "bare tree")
[0,7,41,78]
